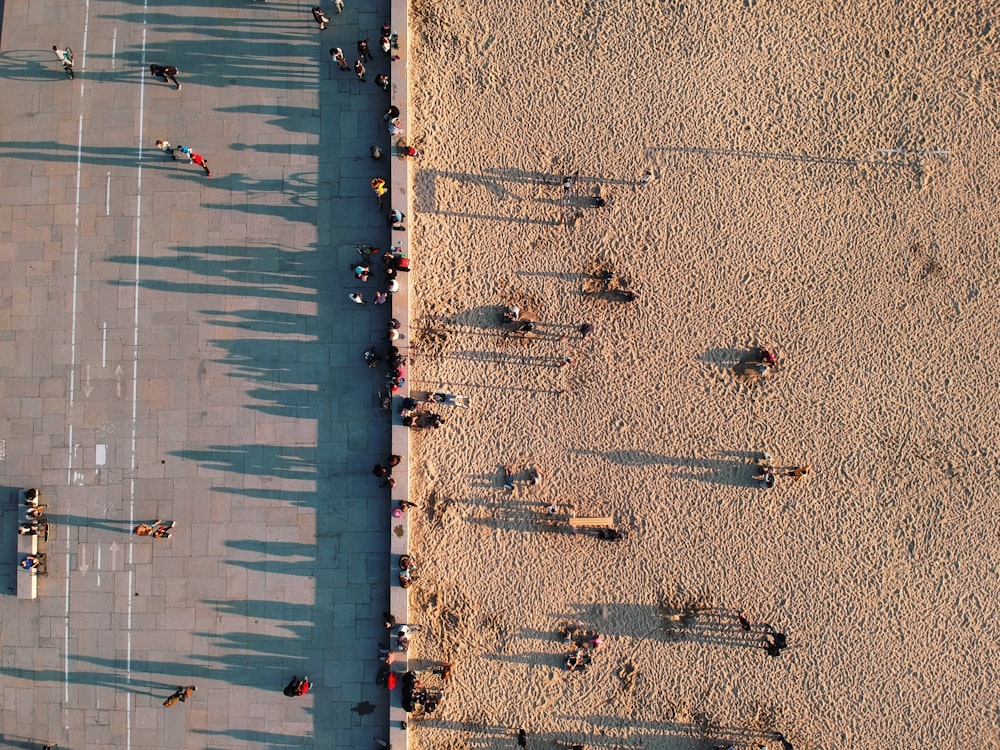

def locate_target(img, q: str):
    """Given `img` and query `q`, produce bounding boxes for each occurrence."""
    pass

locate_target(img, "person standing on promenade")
[150,64,181,89]
[357,39,374,61]
[52,46,74,79]
[375,73,390,92]
[639,168,654,186]
[330,47,350,71]
[354,59,367,82]
[517,728,528,748]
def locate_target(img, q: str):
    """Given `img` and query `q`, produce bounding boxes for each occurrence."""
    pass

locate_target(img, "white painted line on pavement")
[106,171,111,215]
[102,322,108,367]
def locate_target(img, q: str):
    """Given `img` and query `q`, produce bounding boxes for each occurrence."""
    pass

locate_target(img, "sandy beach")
[401,1,1000,747]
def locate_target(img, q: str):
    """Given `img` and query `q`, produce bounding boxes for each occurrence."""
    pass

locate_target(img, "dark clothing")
[357,39,374,61]
[150,64,179,87]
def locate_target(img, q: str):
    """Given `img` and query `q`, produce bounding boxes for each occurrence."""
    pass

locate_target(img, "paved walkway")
[0,0,401,747]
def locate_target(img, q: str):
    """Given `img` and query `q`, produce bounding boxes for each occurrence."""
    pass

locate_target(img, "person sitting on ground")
[18,522,40,535]
[373,463,388,478]
[529,467,542,486]
[428,413,444,429]
[503,465,515,491]
[354,263,370,281]
[503,305,520,322]
[384,104,400,121]
[515,320,535,334]
[597,528,625,541]
[25,505,47,519]
[24,488,40,506]
[620,290,638,302]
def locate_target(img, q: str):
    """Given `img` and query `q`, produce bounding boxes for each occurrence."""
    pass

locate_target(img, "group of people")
[349,246,410,306]
[753,452,811,490]
[18,489,49,574]
[155,139,212,177]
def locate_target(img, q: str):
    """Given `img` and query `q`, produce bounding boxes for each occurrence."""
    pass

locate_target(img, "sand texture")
[402,1,1000,747]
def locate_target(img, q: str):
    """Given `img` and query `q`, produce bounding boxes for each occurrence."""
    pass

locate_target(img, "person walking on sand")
[640,168,654,186]
[311,6,330,29]
[53,45,75,78]
[330,47,350,71]
[737,611,752,632]
[190,152,212,177]
[785,465,811,481]
[354,59,367,82]
[150,64,181,89]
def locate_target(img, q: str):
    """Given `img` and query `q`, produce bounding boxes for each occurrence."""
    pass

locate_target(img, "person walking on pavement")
[53,46,74,79]
[311,6,330,29]
[357,39,374,62]
[175,144,193,162]
[330,47,350,71]
[163,685,196,707]
[374,73,390,92]
[354,59,366,82]
[155,140,176,160]
[150,64,181,89]
[189,152,212,177]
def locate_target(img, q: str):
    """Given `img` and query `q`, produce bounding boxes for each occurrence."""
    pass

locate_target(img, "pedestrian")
[371,177,387,209]
[311,6,330,29]
[503,465,514,491]
[387,117,404,136]
[330,47,350,71]
[355,264,370,281]
[150,64,181,89]
[375,74,390,92]
[52,46,74,79]
[383,611,397,628]
[373,463,388,478]
[133,520,160,536]
[398,500,417,512]
[370,145,383,159]
[295,676,310,696]
[163,685,195,707]
[155,140,176,160]
[373,290,387,305]
[387,209,405,230]
[24,488,41,506]
[152,521,175,539]
[189,152,212,177]
[381,476,396,489]
[354,59,366,82]
[357,39,374,61]
[334,0,344,12]
[388,454,401,467]
[387,279,399,294]
[737,611,752,632]
[640,168,654,186]
[283,676,300,697]
[579,323,594,338]
[384,105,400,121]
[528,467,541,486]
[381,35,391,55]
[349,293,364,305]
[175,144,193,162]
[785,465,811,481]
[559,356,574,369]
[518,728,528,748]
[562,170,578,193]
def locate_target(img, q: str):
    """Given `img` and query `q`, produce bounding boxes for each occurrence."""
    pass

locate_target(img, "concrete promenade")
[0,0,405,746]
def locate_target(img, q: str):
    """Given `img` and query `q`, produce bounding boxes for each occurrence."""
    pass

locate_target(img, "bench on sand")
[568,516,614,529]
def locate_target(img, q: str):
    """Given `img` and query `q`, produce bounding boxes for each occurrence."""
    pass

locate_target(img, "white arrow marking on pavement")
[79,543,89,575]
[109,541,120,569]
[115,365,123,398]
[83,364,93,398]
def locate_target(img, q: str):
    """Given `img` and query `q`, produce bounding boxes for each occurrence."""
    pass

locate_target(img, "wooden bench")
[17,489,40,600]
[568,516,614,529]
